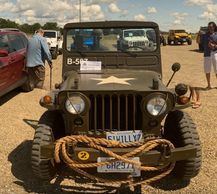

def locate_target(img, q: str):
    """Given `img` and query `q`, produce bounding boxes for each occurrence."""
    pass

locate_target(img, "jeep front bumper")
[41,144,197,166]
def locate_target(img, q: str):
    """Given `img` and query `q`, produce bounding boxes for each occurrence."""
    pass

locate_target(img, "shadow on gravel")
[150,175,190,190]
[191,86,217,92]
[0,88,20,106]
[189,49,203,53]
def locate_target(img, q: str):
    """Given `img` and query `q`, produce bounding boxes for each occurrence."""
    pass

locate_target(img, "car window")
[8,34,25,52]
[0,34,9,51]
[19,34,28,48]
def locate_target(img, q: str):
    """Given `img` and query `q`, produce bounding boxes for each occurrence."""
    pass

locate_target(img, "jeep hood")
[61,69,167,92]
[124,36,148,41]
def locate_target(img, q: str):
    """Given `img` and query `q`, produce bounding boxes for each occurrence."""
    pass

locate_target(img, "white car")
[117,29,154,51]
[44,30,63,59]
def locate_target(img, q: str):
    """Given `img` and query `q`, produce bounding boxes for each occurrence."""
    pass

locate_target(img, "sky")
[0,0,217,32]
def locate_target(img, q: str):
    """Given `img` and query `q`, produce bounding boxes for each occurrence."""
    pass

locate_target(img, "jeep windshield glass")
[174,30,186,33]
[44,32,56,38]
[66,27,157,52]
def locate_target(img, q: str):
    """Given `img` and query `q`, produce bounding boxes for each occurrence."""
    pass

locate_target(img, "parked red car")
[0,29,32,97]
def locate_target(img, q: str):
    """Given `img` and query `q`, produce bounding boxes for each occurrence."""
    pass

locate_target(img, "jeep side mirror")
[0,49,8,57]
[166,63,181,87]
[172,62,181,72]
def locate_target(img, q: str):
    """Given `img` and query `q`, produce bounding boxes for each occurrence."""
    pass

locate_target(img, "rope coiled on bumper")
[54,135,175,187]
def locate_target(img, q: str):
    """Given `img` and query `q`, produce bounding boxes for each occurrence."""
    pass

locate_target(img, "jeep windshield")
[174,30,186,33]
[66,27,157,52]
[123,29,145,37]
[44,31,56,38]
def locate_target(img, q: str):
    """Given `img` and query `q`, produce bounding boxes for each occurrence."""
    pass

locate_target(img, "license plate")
[106,130,143,143]
[97,157,141,177]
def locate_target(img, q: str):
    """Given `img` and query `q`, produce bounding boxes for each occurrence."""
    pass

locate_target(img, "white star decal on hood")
[91,76,136,85]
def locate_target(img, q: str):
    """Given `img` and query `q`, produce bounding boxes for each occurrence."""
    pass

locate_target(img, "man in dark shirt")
[201,22,217,89]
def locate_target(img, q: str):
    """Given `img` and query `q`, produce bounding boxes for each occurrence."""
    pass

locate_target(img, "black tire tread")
[164,110,202,180]
[31,111,58,180]
[31,125,55,180]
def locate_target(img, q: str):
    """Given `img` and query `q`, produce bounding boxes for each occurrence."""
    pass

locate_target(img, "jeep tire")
[187,39,192,45]
[168,39,171,45]
[163,110,202,180]
[52,46,58,59]
[31,111,61,180]
[174,39,178,45]
[162,39,166,46]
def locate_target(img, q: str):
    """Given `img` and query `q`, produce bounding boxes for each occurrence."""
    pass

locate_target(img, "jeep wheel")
[31,125,56,180]
[52,46,58,59]
[31,111,64,180]
[168,39,171,45]
[58,48,63,55]
[174,39,178,45]
[163,39,166,46]
[187,39,192,45]
[163,110,202,180]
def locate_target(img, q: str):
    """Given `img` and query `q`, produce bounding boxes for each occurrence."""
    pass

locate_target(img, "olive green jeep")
[31,21,201,193]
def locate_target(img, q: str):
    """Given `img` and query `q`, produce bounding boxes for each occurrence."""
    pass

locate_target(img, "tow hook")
[158,144,172,165]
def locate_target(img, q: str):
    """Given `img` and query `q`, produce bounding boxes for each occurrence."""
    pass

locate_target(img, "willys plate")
[106,130,143,143]
[97,157,141,177]
[97,130,143,176]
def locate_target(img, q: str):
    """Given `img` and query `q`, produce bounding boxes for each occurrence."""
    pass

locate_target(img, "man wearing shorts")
[26,28,52,89]
[201,22,217,89]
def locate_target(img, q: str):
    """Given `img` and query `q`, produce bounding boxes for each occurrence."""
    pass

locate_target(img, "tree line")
[0,18,62,34]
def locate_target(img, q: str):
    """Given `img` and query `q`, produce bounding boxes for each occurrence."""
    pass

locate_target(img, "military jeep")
[31,21,201,193]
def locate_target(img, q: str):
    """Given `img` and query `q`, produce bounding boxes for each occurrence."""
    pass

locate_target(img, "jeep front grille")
[88,94,142,131]
[133,41,145,47]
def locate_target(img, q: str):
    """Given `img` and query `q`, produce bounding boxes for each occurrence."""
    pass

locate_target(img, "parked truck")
[44,30,63,59]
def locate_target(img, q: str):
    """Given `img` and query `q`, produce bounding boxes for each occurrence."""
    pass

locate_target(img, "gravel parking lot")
[0,41,217,194]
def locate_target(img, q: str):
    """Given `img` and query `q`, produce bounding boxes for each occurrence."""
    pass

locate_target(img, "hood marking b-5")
[91,76,136,85]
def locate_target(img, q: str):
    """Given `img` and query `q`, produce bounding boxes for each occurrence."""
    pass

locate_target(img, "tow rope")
[54,135,175,188]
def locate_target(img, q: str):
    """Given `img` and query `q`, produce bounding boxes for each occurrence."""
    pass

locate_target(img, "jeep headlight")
[65,94,85,114]
[146,96,167,116]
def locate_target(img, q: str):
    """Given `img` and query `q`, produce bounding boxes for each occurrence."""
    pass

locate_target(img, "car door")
[8,33,26,84]
[0,34,11,92]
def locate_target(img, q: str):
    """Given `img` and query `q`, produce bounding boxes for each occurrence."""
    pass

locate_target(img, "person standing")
[26,28,52,89]
[201,22,217,89]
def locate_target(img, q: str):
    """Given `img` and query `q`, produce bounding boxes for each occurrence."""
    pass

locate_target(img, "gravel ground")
[0,41,217,194]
